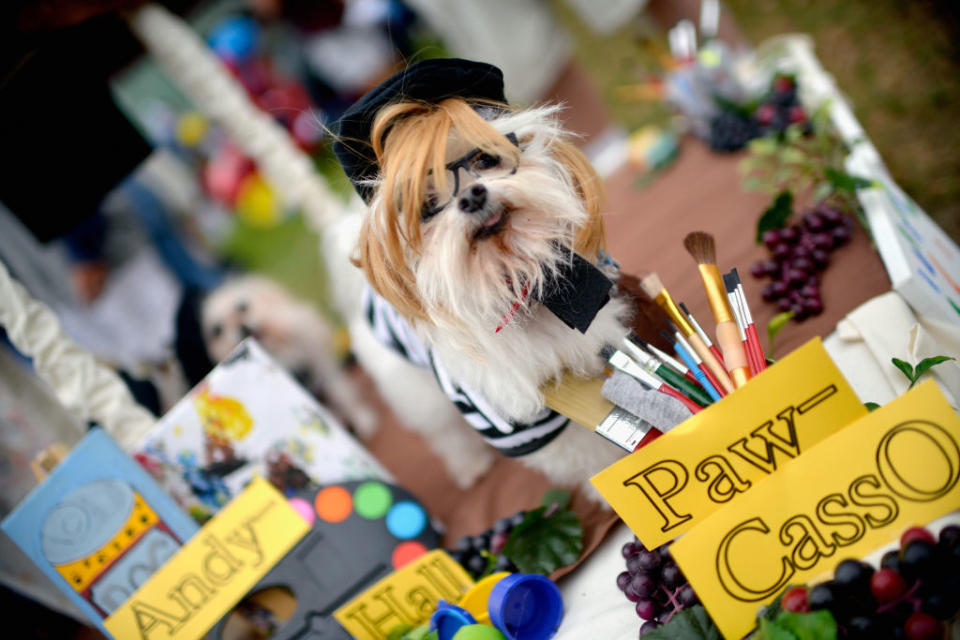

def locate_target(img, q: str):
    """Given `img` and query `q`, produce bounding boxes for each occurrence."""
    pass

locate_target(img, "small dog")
[201,275,377,438]
[330,60,632,501]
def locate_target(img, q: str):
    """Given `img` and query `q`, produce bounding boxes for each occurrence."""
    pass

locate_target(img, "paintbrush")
[601,346,703,414]
[679,301,724,368]
[542,374,661,452]
[663,330,724,402]
[628,334,699,386]
[721,271,753,374]
[619,337,713,407]
[726,268,766,373]
[683,231,751,389]
[640,272,735,394]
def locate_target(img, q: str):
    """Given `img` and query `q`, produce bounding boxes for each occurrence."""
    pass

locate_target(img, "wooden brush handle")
[686,333,735,394]
[716,321,751,388]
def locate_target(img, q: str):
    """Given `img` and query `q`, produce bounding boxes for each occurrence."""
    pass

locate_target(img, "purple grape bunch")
[753,74,809,137]
[707,74,810,153]
[617,537,700,636]
[751,204,854,322]
[448,511,524,578]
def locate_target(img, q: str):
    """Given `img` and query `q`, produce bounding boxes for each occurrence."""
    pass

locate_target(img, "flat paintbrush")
[542,374,661,452]
[640,272,735,394]
[727,268,766,373]
[722,270,754,374]
[683,231,751,389]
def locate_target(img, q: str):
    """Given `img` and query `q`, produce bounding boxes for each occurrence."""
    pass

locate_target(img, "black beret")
[333,58,506,203]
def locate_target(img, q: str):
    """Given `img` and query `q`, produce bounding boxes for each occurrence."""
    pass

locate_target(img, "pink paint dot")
[288,497,315,525]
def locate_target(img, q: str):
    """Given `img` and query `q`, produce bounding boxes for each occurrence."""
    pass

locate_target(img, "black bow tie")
[535,249,613,333]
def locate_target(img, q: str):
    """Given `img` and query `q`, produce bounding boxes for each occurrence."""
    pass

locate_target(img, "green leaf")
[751,618,796,640]
[767,311,795,355]
[891,357,916,384]
[644,606,721,640]
[778,147,807,165]
[864,402,881,412]
[774,610,837,640]
[748,137,779,156]
[713,94,754,119]
[912,356,956,385]
[756,191,795,243]
[396,627,437,640]
[477,550,499,579]
[811,181,834,203]
[541,488,572,510]
[387,624,415,640]
[825,167,873,193]
[501,505,583,575]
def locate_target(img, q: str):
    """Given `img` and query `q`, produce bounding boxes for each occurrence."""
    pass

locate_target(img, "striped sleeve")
[362,286,569,457]
[362,286,432,369]
[430,352,569,457]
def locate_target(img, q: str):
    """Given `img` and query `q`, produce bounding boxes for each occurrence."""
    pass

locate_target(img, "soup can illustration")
[42,478,184,616]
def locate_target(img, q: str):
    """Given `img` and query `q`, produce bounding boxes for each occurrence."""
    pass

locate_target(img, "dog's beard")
[414,158,588,351]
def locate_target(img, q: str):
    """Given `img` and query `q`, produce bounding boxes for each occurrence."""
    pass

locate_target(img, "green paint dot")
[353,482,392,519]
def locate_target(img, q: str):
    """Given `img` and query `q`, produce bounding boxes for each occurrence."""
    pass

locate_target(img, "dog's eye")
[236,300,248,314]
[209,323,222,339]
[473,153,501,171]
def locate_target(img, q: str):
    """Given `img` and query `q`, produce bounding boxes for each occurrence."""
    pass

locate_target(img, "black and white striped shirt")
[363,287,569,456]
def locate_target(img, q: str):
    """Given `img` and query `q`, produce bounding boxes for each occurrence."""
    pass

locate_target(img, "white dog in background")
[201,275,377,438]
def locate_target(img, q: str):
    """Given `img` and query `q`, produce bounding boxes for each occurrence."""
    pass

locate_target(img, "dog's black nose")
[458,184,487,214]
[239,324,255,338]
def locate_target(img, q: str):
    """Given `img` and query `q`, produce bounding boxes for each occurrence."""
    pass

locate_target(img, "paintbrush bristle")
[640,272,665,299]
[683,231,717,265]
[627,332,650,350]
[722,271,737,294]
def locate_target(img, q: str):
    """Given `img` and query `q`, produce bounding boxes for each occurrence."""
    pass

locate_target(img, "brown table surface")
[361,137,893,576]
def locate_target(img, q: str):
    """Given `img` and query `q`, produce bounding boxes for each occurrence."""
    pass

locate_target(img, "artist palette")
[210,480,439,639]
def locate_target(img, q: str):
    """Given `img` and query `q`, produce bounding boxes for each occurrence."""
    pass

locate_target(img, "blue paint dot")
[385,501,426,540]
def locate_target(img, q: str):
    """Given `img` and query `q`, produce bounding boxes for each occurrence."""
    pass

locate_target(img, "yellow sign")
[334,550,474,640]
[591,339,866,548]
[105,477,309,639]
[671,381,960,640]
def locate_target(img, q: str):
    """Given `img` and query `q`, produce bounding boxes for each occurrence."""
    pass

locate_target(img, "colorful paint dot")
[353,482,392,520]
[314,486,352,523]
[391,540,428,569]
[288,498,315,525]
[385,501,426,540]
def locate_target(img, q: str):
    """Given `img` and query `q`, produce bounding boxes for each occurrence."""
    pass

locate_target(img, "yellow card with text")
[105,477,309,640]
[591,339,866,548]
[671,381,960,640]
[334,549,474,639]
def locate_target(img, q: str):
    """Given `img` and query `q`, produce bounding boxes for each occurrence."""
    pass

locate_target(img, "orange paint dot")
[314,486,352,523]
[391,540,428,569]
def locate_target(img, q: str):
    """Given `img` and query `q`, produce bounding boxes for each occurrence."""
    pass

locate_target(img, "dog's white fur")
[328,104,629,501]
[201,275,377,438]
